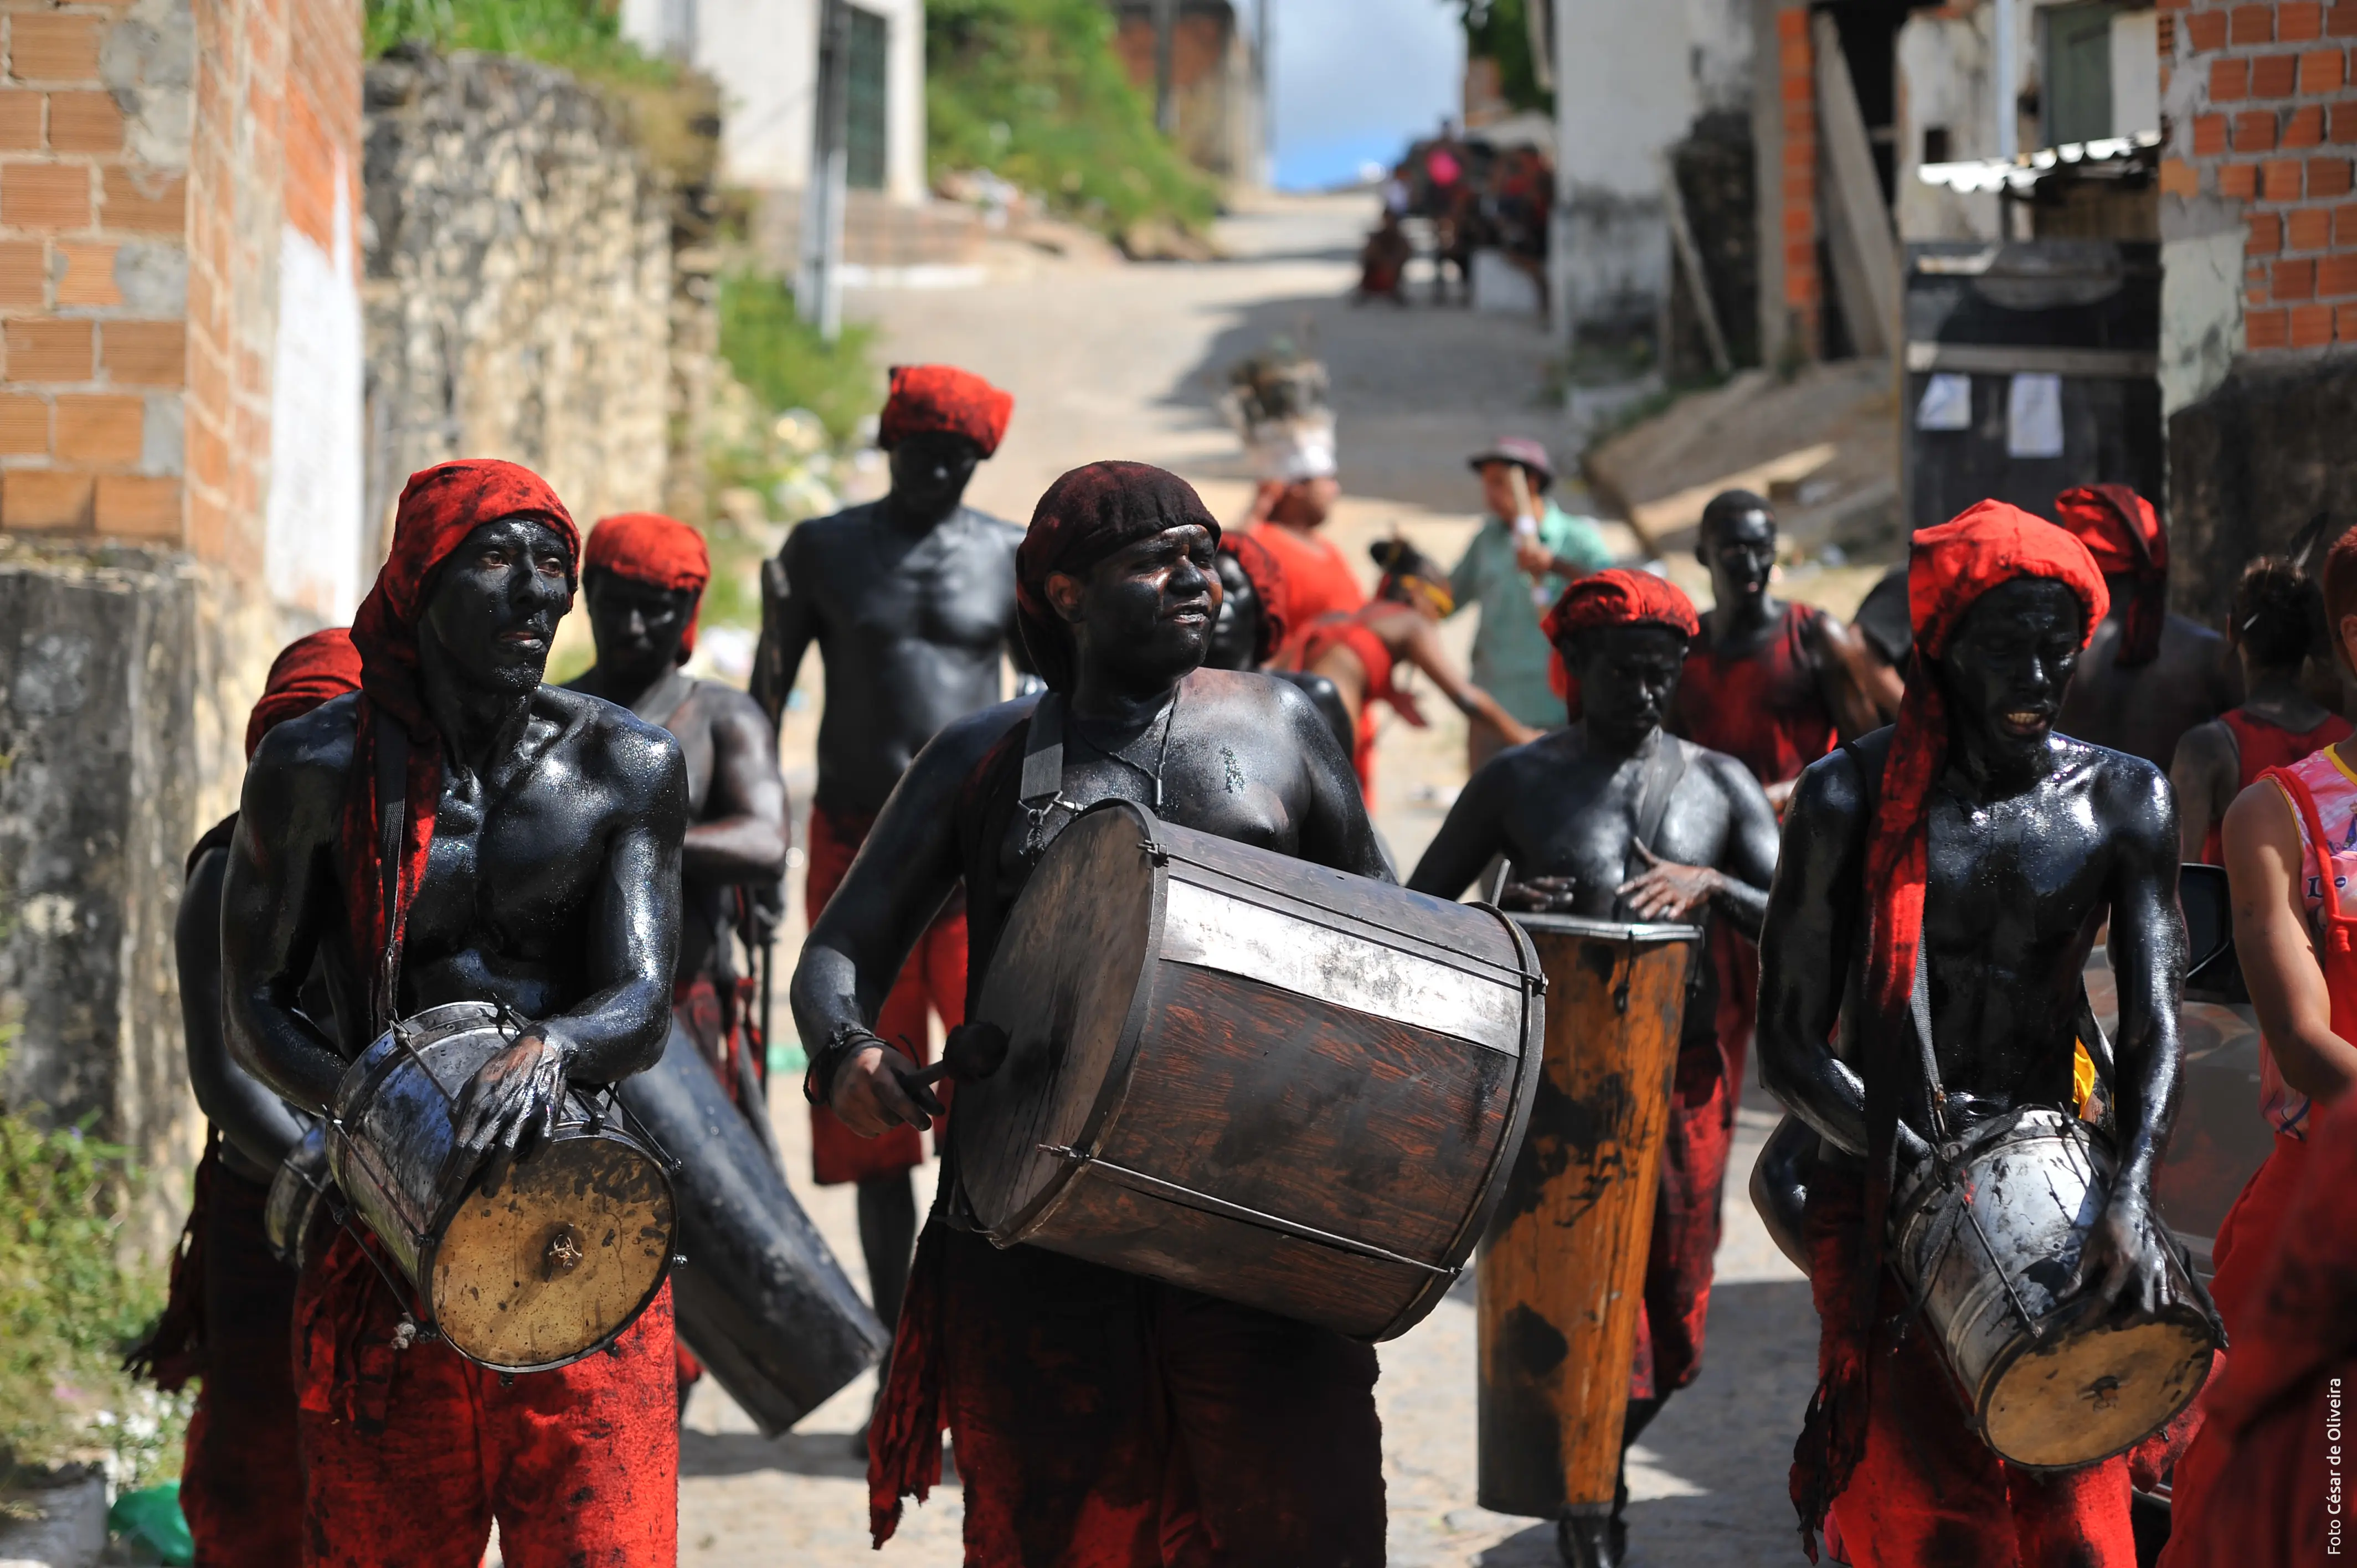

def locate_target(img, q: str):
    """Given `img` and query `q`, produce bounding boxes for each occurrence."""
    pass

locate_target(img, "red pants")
[805,802,968,1185]
[672,969,752,1107]
[174,1149,303,1568]
[881,1227,1386,1566]
[294,1229,678,1567]
[1630,1029,1737,1399]
[1804,1169,2135,1568]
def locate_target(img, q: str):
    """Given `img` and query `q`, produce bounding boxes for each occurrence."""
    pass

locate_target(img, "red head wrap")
[584,512,712,661]
[878,364,1015,458]
[1539,568,1701,718]
[1217,531,1290,664]
[244,628,362,760]
[1790,501,2108,1551]
[344,459,578,1031]
[1015,462,1220,692]
[2052,484,2165,667]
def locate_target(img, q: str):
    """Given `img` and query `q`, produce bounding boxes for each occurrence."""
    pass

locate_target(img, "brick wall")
[2162,0,2357,352]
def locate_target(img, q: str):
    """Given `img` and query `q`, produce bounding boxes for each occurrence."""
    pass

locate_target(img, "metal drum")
[263,1122,333,1271]
[1478,914,1702,1521]
[328,1000,678,1373]
[962,800,1546,1340]
[1890,1107,2219,1470]
[617,1020,888,1434]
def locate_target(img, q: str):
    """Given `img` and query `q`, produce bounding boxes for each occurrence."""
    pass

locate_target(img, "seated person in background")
[1286,537,1541,803]
[1357,209,1412,305]
[2051,484,2241,770]
[2170,556,2349,864]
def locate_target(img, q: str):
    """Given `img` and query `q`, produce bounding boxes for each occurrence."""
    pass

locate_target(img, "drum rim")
[418,1119,678,1374]
[1504,911,1705,944]
[1972,1299,2218,1471]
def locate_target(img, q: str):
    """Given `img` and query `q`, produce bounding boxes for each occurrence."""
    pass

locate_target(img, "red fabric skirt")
[1629,1030,1737,1399]
[804,802,969,1185]
[293,1228,678,1568]
[1802,1167,2136,1568]
[871,1227,1386,1566]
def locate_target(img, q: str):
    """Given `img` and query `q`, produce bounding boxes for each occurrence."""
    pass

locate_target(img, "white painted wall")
[621,0,926,202]
[264,158,365,623]
[1895,8,2003,241]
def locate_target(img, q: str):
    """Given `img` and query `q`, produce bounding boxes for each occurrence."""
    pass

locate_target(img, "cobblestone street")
[680,195,1820,1566]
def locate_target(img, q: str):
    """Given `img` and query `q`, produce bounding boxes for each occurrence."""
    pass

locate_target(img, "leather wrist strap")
[804,1023,885,1107]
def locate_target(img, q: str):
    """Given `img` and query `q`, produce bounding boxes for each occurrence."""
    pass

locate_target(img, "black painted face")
[1937,577,2087,757]
[419,517,575,694]
[1206,551,1261,670]
[1701,507,1777,608]
[887,432,983,516]
[1567,623,1689,744]
[583,570,696,680]
[1054,523,1219,689]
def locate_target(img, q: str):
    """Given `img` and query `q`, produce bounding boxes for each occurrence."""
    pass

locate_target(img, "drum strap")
[1017,694,1083,860]
[1610,733,1687,920]
[373,710,411,1032]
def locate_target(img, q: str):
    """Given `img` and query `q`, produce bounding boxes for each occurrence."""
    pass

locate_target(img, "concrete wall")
[620,0,926,203]
[361,48,673,534]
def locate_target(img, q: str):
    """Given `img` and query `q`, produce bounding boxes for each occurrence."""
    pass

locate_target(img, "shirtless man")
[1759,501,2184,1567]
[1408,568,1780,1568]
[752,363,1022,1351]
[2051,484,2241,770]
[221,460,688,1566]
[568,512,789,1112]
[796,461,1391,1566]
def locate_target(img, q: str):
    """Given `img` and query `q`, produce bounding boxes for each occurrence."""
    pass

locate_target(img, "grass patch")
[364,0,675,82]
[716,272,882,451]
[928,0,1217,239]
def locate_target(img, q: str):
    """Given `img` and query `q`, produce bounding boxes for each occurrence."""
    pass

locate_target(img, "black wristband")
[803,1023,885,1107]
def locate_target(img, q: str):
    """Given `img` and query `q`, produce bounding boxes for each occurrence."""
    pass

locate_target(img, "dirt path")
[680,195,1818,1566]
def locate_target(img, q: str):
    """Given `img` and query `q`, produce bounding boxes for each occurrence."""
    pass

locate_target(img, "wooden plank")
[1903,341,2160,378]
[1814,12,1900,355]
[1660,153,1733,376]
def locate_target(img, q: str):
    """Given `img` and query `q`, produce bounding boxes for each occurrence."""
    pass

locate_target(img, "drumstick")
[900,1023,1010,1090]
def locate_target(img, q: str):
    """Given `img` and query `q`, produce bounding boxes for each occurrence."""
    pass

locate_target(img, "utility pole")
[1152,0,1179,137]
[799,0,852,340]
[1258,0,1273,187]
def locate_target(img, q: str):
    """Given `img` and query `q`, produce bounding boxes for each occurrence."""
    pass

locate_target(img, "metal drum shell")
[1476,914,1702,1520]
[1890,1107,2217,1471]
[263,1121,332,1271]
[961,801,1547,1342]
[328,1000,678,1374]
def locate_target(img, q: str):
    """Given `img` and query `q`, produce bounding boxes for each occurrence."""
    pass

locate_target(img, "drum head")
[1982,1309,2216,1469]
[429,1132,676,1373]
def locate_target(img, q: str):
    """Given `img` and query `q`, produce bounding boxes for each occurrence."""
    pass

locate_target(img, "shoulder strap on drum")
[374,708,411,1030]
[1020,691,1064,804]
[1632,733,1687,859]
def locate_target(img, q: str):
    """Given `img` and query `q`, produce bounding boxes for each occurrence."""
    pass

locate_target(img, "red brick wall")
[0,0,359,567]
[2163,0,2357,351]
[1777,3,1821,353]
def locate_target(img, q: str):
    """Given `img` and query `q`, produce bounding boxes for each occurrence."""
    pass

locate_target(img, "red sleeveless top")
[2199,707,2354,865]
[1667,602,1835,787]
[1252,523,1365,628]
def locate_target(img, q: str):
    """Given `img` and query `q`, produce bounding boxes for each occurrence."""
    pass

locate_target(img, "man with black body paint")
[1407,568,1780,1568]
[752,364,1025,1352]
[1760,502,2185,1568]
[220,460,688,1565]
[796,461,1392,1566]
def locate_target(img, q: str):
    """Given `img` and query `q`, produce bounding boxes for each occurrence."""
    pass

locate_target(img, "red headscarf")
[877,364,1015,458]
[344,460,578,1033]
[584,512,711,661]
[1015,461,1220,692]
[2052,484,2165,667]
[1790,501,2107,1552]
[1540,568,1701,718]
[1217,531,1290,664]
[244,628,362,760]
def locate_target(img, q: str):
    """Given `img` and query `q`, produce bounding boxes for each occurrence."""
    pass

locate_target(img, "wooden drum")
[961,801,1545,1340]
[329,1001,678,1373]
[1478,914,1701,1520]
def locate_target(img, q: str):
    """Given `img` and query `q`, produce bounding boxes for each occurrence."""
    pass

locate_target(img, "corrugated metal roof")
[1915,130,2163,194]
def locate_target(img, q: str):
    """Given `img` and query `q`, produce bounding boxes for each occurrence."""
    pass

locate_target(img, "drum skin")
[617,1021,888,1435]
[961,801,1545,1342]
[1890,1107,2218,1471]
[328,1002,677,1374]
[1476,915,1701,1520]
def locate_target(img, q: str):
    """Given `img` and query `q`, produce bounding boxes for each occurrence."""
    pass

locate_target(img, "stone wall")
[361,48,674,532]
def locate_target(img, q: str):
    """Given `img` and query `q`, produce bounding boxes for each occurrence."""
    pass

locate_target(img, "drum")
[1477,914,1702,1520]
[263,1122,333,1271]
[962,800,1545,1341]
[328,1000,677,1373]
[617,1020,888,1435]
[1890,1106,2220,1470]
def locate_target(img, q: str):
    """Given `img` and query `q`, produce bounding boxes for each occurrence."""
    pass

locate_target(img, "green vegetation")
[0,1050,186,1489]
[717,271,882,451]
[1454,0,1555,118]
[364,0,675,82]
[928,0,1217,237]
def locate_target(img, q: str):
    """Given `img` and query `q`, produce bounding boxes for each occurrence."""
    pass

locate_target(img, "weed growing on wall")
[364,0,675,82]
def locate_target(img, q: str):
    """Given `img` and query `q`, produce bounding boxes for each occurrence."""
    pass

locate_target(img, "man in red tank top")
[2170,556,2350,864]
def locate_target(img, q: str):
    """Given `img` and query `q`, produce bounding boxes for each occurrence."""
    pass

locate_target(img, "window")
[2042,2,2119,148]
[845,6,888,192]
